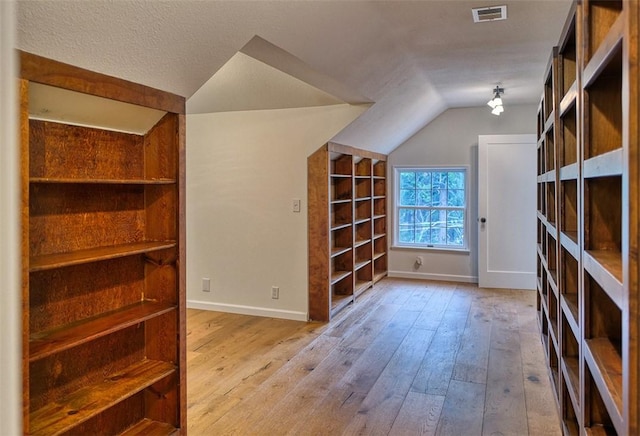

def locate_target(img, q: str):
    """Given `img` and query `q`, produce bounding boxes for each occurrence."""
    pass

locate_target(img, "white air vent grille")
[472,5,507,23]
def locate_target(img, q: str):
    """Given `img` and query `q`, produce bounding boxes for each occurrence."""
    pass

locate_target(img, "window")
[395,167,467,249]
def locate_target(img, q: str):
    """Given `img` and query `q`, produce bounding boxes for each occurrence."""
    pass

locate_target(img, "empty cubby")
[547,181,556,225]
[331,176,352,202]
[585,47,622,159]
[354,158,371,177]
[587,0,623,62]
[584,364,618,434]
[561,104,577,167]
[355,177,371,199]
[538,143,545,176]
[355,199,372,221]
[562,312,580,402]
[548,287,559,343]
[546,127,556,172]
[561,179,578,243]
[331,201,353,228]
[547,233,558,284]
[561,247,579,326]
[560,17,577,95]
[330,154,352,176]
[545,69,554,121]
[562,373,580,436]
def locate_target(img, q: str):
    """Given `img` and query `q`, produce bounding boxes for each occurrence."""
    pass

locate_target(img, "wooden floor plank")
[185,278,561,435]
[389,391,445,436]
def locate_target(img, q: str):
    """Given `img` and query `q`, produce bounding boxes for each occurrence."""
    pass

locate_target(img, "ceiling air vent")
[472,5,507,23]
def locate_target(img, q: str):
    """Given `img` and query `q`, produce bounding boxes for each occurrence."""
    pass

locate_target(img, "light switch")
[293,199,301,213]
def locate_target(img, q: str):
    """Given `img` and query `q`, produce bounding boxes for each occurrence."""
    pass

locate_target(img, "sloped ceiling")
[16,0,572,154]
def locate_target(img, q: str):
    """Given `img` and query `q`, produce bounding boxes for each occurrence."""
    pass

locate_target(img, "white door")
[478,134,537,289]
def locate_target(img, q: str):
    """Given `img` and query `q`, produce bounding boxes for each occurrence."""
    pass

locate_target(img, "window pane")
[431,226,447,245]
[399,208,414,225]
[416,189,431,206]
[416,172,431,189]
[431,189,445,206]
[415,208,431,225]
[400,172,415,189]
[400,189,416,206]
[447,227,464,246]
[431,172,447,189]
[447,171,465,189]
[447,210,464,228]
[447,189,465,207]
[415,226,431,244]
[399,227,414,243]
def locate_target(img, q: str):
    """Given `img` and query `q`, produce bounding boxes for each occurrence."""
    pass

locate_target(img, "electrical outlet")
[202,278,211,292]
[271,286,279,299]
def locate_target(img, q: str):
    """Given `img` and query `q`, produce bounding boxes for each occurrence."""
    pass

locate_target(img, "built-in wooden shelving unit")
[20,51,186,435]
[308,143,387,322]
[537,2,639,434]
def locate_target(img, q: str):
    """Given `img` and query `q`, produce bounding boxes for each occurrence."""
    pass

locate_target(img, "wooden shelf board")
[330,199,352,205]
[30,301,176,362]
[354,260,372,271]
[354,239,370,248]
[354,197,371,202]
[30,241,177,272]
[584,250,623,308]
[560,232,579,259]
[330,173,351,178]
[562,419,580,436]
[353,218,370,225]
[373,272,387,284]
[559,163,579,181]
[559,81,577,116]
[562,357,580,412]
[372,176,385,180]
[331,246,352,258]
[583,149,623,178]
[119,418,178,436]
[373,233,386,240]
[373,214,386,220]
[29,359,176,436]
[354,280,372,297]
[373,252,386,261]
[30,177,176,185]
[561,294,579,335]
[545,220,558,237]
[584,425,617,436]
[331,223,352,231]
[354,175,370,179]
[584,338,623,432]
[330,270,352,285]
[372,195,385,200]
[582,13,624,88]
[331,293,354,314]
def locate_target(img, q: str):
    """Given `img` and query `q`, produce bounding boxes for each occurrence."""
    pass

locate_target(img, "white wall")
[186,104,366,320]
[0,1,22,433]
[388,105,536,283]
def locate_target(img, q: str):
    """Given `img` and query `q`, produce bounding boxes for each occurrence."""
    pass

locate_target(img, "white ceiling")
[16,0,572,155]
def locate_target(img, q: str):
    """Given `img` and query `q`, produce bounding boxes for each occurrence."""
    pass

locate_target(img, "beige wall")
[186,104,366,320]
[1,1,22,433]
[387,105,537,282]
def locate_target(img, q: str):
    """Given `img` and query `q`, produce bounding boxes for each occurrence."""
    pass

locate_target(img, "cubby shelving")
[308,143,388,321]
[19,51,186,435]
[537,1,640,433]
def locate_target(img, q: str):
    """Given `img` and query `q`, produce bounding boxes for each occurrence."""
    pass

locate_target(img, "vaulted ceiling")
[17,0,572,154]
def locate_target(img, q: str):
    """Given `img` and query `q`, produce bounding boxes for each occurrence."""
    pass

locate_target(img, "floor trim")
[187,299,308,321]
[388,270,478,283]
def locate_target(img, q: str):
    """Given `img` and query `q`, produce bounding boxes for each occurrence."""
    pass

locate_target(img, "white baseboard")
[187,299,308,322]
[388,270,478,283]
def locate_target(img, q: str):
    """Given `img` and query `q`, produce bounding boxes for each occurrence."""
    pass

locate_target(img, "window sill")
[391,245,470,254]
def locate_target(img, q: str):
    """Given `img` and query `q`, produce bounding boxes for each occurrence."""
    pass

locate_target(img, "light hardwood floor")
[187,278,561,435]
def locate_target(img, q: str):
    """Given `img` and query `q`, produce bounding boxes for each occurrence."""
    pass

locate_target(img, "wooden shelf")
[373,252,386,261]
[119,419,178,436]
[584,250,623,307]
[29,359,176,436]
[331,293,353,313]
[30,177,175,185]
[563,357,581,413]
[331,246,352,258]
[584,338,623,431]
[583,148,623,178]
[29,241,177,272]
[330,199,351,205]
[373,272,387,284]
[330,270,352,285]
[309,143,387,321]
[30,301,175,362]
[562,294,579,333]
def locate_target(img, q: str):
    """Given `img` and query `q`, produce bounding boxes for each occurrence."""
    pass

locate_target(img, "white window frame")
[393,166,470,252]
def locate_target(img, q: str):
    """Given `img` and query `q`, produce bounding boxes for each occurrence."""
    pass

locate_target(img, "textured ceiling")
[16,0,572,154]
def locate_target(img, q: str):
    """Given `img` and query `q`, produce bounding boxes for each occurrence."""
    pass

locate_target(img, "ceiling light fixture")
[487,86,505,115]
